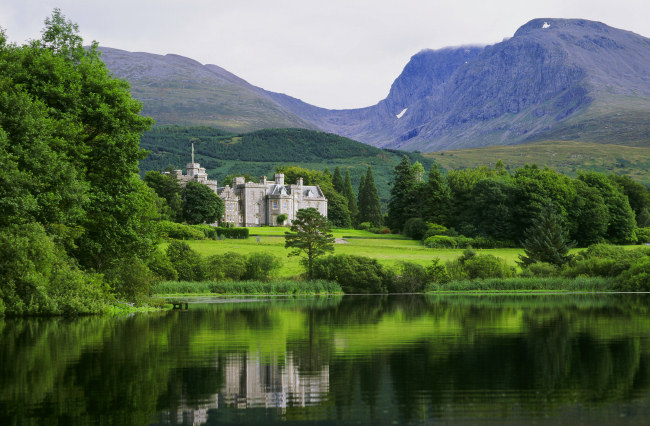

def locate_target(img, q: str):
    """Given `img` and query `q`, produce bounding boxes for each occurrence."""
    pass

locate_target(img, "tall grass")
[151,279,342,296]
[427,277,617,292]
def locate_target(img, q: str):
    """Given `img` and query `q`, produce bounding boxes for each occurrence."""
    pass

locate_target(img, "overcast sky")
[2,0,649,109]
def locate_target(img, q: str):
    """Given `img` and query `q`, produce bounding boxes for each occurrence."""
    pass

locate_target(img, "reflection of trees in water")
[4,295,650,424]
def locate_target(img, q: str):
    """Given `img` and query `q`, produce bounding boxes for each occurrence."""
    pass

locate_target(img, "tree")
[276,213,288,226]
[518,206,574,267]
[387,155,417,232]
[144,171,183,221]
[421,163,452,227]
[182,182,224,225]
[284,208,334,279]
[343,170,358,222]
[357,167,382,227]
[332,167,345,193]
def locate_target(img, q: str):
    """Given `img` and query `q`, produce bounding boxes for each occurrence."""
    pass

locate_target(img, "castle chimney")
[274,173,284,185]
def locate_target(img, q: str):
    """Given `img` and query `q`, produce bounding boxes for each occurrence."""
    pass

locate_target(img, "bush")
[403,218,427,240]
[357,222,372,231]
[445,249,513,280]
[203,251,247,280]
[427,258,451,284]
[104,257,155,303]
[563,244,649,278]
[312,254,392,293]
[424,235,458,248]
[615,257,650,291]
[244,252,282,281]
[147,249,178,281]
[424,223,448,239]
[636,228,650,244]
[389,262,430,293]
[166,240,204,281]
[158,220,205,240]
[190,224,217,239]
[215,227,249,239]
[519,262,559,278]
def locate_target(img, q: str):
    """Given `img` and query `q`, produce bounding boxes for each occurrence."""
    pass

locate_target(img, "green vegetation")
[426,140,650,185]
[0,11,163,315]
[284,208,334,278]
[427,277,616,292]
[139,126,435,206]
[151,279,341,296]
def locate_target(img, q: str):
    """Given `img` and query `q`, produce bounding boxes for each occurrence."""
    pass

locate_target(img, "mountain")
[101,18,650,152]
[98,47,317,132]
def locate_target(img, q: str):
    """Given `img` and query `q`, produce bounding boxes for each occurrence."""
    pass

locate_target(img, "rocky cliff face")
[269,18,650,150]
[101,18,650,151]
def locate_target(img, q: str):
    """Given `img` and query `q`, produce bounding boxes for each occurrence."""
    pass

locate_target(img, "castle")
[170,145,327,226]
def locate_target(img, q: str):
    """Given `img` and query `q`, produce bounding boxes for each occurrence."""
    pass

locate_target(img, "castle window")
[272,200,278,210]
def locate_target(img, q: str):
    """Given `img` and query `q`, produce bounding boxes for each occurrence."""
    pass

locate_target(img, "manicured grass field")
[172,228,527,278]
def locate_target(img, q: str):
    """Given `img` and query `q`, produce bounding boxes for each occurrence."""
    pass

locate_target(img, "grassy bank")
[427,277,617,293]
[151,279,342,296]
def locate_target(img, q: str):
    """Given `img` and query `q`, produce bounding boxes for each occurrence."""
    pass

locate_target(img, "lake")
[3,294,650,425]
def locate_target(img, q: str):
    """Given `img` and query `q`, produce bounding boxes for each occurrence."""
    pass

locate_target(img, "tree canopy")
[284,208,334,279]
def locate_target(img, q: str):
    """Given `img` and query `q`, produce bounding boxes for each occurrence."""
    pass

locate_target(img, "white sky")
[2,0,649,109]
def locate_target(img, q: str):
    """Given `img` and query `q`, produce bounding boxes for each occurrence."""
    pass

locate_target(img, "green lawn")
[175,230,527,278]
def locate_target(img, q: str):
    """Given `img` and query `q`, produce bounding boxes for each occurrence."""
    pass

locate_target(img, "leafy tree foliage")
[0,10,159,311]
[144,171,184,221]
[421,163,452,227]
[284,208,334,279]
[182,181,224,225]
[519,206,574,267]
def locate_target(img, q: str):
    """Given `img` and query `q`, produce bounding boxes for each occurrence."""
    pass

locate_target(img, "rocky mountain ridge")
[100,18,650,151]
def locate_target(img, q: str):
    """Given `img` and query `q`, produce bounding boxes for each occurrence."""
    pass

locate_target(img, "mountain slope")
[101,18,650,152]
[271,19,650,151]
[99,47,318,132]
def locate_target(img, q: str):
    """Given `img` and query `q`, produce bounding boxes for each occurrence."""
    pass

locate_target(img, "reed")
[151,279,342,296]
[427,276,617,292]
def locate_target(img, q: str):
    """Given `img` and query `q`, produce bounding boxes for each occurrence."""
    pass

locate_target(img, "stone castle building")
[170,145,327,226]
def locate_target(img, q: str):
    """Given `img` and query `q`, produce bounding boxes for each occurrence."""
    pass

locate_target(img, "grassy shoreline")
[151,279,343,296]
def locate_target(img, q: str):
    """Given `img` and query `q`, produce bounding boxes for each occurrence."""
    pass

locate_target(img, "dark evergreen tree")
[343,170,358,223]
[332,167,345,194]
[358,167,382,227]
[518,206,574,267]
[144,171,183,221]
[387,155,417,232]
[284,207,334,279]
[421,163,452,227]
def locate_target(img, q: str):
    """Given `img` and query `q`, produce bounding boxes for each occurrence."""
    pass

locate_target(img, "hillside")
[425,141,650,184]
[139,127,434,203]
[101,18,650,152]
[99,47,317,133]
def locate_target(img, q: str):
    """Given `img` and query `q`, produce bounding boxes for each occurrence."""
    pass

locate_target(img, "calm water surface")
[3,294,650,425]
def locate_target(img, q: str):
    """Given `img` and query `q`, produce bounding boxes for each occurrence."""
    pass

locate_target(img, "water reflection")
[2,295,650,425]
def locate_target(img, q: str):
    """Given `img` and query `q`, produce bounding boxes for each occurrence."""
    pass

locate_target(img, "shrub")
[147,249,178,281]
[276,213,288,226]
[424,235,458,248]
[403,218,427,240]
[427,258,451,284]
[104,257,155,303]
[519,262,559,278]
[424,223,448,239]
[158,220,205,240]
[389,262,430,293]
[166,240,204,281]
[357,222,372,231]
[244,252,282,281]
[636,228,650,244]
[312,254,392,293]
[215,227,249,239]
[462,253,513,279]
[203,251,247,280]
[562,244,649,278]
[615,257,650,291]
[190,224,217,239]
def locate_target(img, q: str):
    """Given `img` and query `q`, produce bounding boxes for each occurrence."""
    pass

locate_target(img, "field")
[172,227,525,278]
[426,140,650,184]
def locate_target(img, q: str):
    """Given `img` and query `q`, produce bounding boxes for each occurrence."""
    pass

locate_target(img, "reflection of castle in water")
[163,352,329,424]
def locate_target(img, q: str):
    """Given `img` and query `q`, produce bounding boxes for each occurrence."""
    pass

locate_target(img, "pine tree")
[387,155,417,232]
[422,163,452,226]
[343,170,358,222]
[518,206,574,267]
[332,167,345,194]
[358,167,383,227]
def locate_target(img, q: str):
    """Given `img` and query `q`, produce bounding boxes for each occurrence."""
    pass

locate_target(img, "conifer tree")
[387,156,416,231]
[343,170,358,222]
[422,163,452,226]
[518,206,574,267]
[358,167,382,227]
[332,167,345,194]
